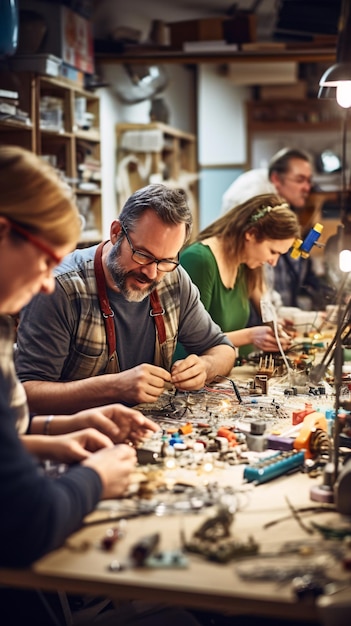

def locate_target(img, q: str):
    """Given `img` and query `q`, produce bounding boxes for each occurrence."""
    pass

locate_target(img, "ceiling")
[91,0,340,45]
[145,0,276,14]
[92,0,276,16]
[92,0,279,42]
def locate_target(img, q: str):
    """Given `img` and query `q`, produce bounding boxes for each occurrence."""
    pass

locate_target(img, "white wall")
[198,64,249,166]
[97,63,196,237]
[196,64,250,228]
[98,59,251,234]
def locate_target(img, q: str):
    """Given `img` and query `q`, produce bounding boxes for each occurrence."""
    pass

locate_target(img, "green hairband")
[250,202,288,223]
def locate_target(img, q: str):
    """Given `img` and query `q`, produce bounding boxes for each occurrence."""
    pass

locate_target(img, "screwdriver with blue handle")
[290,223,324,259]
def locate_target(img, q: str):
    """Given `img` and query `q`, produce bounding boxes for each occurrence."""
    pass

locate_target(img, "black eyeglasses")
[121,224,179,272]
[282,175,313,186]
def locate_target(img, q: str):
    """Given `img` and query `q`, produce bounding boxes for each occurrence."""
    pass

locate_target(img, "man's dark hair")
[268,147,311,178]
[119,183,193,243]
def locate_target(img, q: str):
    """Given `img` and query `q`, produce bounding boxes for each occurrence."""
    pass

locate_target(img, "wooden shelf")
[246,98,347,167]
[248,120,344,132]
[116,122,199,234]
[247,99,345,129]
[96,45,336,66]
[75,128,100,142]
[0,72,103,243]
[116,121,196,142]
[0,118,32,130]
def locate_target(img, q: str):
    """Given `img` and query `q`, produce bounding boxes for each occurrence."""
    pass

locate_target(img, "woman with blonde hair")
[0,146,204,626]
[176,193,301,357]
[0,146,81,244]
[0,146,159,566]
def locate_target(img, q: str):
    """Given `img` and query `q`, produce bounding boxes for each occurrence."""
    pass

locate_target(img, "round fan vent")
[114,64,169,104]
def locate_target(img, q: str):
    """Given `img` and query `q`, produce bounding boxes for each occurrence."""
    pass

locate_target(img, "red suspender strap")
[94,241,116,358]
[150,290,166,344]
[94,243,167,354]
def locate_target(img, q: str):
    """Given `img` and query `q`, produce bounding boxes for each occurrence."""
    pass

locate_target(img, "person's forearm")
[29,414,81,435]
[226,328,254,348]
[200,344,236,382]
[23,377,120,414]
[21,434,55,460]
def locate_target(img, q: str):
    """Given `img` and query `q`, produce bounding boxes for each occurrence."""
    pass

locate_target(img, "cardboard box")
[223,13,257,44]
[19,1,94,74]
[9,53,62,77]
[168,18,226,48]
[168,14,256,48]
[260,81,307,100]
[227,62,297,86]
[60,62,84,87]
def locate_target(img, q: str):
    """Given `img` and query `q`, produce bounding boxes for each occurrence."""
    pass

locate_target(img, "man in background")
[221,147,313,217]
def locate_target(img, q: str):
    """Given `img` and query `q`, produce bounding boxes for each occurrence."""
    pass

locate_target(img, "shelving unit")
[246,98,346,167]
[96,45,336,66]
[0,72,102,244]
[116,122,199,234]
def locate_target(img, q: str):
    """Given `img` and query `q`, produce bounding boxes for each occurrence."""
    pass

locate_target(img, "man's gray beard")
[106,244,158,302]
[121,281,155,303]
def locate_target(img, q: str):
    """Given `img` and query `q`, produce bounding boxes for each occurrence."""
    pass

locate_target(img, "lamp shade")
[319,63,351,86]
[317,85,337,100]
[318,0,351,106]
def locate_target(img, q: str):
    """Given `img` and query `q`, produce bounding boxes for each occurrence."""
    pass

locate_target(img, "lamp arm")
[309,288,351,384]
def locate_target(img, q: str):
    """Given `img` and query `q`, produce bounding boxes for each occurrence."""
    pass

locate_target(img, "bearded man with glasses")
[16,184,235,415]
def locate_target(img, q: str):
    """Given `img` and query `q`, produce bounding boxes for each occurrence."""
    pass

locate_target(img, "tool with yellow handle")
[291,223,324,259]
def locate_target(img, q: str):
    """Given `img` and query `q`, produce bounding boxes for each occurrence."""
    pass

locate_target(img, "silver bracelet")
[44,415,54,435]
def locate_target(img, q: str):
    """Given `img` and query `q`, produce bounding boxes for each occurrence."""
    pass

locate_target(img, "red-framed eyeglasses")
[9,220,62,265]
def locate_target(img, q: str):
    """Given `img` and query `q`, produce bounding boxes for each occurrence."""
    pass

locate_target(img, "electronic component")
[293,412,328,459]
[292,402,314,426]
[245,421,267,452]
[100,526,123,551]
[243,450,305,484]
[217,427,238,447]
[145,550,188,569]
[257,354,275,377]
[254,375,268,395]
[130,532,160,566]
[182,508,258,564]
[266,434,295,451]
[136,448,160,465]
[179,422,193,435]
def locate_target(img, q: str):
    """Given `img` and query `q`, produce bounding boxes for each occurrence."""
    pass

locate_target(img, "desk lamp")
[329,251,351,515]
[319,0,351,108]
[319,0,351,241]
[318,0,351,300]
[311,0,351,511]
[309,255,351,509]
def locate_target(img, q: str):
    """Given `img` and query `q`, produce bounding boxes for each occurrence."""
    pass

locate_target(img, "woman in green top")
[176,193,300,358]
